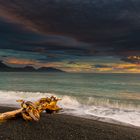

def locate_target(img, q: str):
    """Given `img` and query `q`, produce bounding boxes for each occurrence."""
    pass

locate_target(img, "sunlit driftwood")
[35,96,62,114]
[0,109,22,122]
[0,96,62,122]
[17,100,40,121]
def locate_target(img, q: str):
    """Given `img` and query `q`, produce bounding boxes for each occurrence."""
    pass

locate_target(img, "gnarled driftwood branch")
[0,96,62,122]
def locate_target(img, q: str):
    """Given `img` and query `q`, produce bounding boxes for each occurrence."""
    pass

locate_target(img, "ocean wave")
[0,90,140,127]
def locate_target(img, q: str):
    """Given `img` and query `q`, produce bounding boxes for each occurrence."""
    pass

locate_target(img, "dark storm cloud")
[0,18,46,50]
[121,56,140,64]
[0,0,140,56]
[0,18,92,57]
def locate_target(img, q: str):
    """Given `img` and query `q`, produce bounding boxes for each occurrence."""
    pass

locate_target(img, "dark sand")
[0,106,140,140]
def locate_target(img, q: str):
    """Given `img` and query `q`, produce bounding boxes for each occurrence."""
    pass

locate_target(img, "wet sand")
[0,106,140,140]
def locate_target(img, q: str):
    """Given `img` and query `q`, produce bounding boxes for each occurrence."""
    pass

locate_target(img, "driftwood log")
[0,96,62,122]
[0,109,22,122]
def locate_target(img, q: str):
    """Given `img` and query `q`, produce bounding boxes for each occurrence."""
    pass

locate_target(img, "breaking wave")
[0,90,140,127]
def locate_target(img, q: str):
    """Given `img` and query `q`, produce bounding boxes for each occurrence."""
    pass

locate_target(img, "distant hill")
[0,61,65,72]
[0,61,10,69]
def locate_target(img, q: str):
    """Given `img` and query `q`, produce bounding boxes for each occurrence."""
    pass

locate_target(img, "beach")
[0,106,140,140]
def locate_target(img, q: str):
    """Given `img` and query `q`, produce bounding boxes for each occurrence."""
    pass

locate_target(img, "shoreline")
[0,106,140,140]
[62,112,140,129]
[1,103,139,128]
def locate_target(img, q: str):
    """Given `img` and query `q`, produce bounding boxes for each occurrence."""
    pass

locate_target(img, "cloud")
[0,19,93,58]
[92,63,140,73]
[3,57,63,68]
[121,56,140,64]
[0,0,140,53]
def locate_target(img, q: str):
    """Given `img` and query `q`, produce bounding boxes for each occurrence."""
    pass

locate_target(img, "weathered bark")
[20,101,40,121]
[0,109,22,122]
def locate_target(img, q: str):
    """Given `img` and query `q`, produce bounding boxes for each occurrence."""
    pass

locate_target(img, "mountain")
[0,61,65,72]
[0,61,10,69]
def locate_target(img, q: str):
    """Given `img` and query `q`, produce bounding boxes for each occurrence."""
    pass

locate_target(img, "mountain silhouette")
[0,61,65,72]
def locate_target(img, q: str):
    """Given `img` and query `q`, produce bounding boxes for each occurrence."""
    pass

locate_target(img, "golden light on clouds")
[3,57,140,73]
[95,67,113,72]
[4,58,62,68]
[4,58,36,65]
[95,63,140,73]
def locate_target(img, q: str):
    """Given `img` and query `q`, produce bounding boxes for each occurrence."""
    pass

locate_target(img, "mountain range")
[0,61,65,72]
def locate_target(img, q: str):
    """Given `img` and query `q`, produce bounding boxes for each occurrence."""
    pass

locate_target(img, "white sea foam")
[0,90,140,127]
[0,90,56,106]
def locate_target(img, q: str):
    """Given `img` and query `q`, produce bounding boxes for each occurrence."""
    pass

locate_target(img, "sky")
[0,0,140,73]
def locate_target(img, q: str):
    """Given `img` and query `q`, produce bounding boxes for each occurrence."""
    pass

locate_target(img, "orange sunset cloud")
[4,58,62,68]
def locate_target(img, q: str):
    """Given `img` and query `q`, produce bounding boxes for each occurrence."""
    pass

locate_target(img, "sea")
[0,72,140,127]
